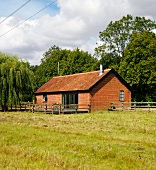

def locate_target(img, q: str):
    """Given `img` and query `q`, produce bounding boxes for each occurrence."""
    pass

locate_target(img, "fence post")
[52,104,54,115]
[122,102,124,110]
[75,105,78,114]
[31,100,35,113]
[88,104,91,113]
[134,102,136,111]
[24,104,26,111]
[19,103,21,111]
[59,104,61,114]
[148,102,150,112]
[28,102,31,112]
[45,104,47,113]
[62,105,64,114]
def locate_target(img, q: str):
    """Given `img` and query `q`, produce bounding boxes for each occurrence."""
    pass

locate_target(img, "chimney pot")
[99,64,103,76]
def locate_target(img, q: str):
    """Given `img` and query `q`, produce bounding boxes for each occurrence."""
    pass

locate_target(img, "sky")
[0,0,156,65]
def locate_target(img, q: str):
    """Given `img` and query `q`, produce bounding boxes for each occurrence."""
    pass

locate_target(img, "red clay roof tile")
[35,69,111,93]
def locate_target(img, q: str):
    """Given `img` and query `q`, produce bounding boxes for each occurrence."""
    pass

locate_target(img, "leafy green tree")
[95,14,156,68]
[33,46,99,90]
[119,31,156,101]
[60,48,98,75]
[0,53,34,111]
[33,46,66,90]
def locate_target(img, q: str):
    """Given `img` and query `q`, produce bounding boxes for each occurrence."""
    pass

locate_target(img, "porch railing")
[31,103,91,114]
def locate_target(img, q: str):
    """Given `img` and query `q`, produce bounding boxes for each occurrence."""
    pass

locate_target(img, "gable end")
[89,69,131,91]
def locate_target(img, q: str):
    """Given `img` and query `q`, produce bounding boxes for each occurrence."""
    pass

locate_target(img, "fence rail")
[1,102,156,112]
[0,102,33,112]
[30,103,91,114]
[0,103,91,113]
[110,102,156,111]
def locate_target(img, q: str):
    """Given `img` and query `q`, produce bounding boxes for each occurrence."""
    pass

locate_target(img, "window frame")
[43,94,48,102]
[119,90,124,101]
[62,93,78,107]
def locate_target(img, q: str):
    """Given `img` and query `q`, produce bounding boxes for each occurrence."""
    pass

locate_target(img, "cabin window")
[43,94,47,102]
[62,93,78,106]
[120,90,124,101]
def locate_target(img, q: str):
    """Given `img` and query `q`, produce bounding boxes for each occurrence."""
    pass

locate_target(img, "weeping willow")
[0,53,34,111]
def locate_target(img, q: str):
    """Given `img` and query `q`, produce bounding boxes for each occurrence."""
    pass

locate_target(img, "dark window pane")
[43,94,47,102]
[62,93,78,106]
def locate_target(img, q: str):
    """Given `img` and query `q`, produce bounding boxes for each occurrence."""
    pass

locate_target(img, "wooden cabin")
[34,68,131,111]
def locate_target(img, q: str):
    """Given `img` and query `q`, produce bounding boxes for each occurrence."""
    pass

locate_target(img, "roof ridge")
[53,70,99,78]
[53,69,111,78]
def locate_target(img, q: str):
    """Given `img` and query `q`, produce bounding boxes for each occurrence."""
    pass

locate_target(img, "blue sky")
[0,0,59,18]
[0,0,156,65]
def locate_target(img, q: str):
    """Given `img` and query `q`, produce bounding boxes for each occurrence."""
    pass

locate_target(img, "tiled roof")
[35,69,111,93]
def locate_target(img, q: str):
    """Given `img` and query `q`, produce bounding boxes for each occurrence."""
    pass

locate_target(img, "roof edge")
[34,89,89,95]
[111,68,132,91]
[89,68,131,91]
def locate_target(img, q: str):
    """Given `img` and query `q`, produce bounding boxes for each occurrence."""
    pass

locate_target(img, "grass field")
[0,111,156,170]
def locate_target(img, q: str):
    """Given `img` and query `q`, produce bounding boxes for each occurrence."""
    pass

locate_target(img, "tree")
[0,53,34,111]
[118,31,156,101]
[33,46,99,90]
[59,48,99,75]
[95,14,156,68]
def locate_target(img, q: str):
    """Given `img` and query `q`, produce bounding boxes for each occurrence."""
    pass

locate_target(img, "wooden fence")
[0,103,91,113]
[110,102,156,111]
[31,104,91,114]
[1,102,156,112]
[0,102,33,112]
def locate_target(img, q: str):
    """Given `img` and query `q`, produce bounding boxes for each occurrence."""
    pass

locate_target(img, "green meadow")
[0,111,156,170]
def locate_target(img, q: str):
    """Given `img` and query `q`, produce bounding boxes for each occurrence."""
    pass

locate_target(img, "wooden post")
[20,103,21,111]
[88,104,91,113]
[52,104,54,114]
[75,105,78,114]
[148,102,150,112]
[32,104,35,113]
[31,100,35,113]
[122,102,124,111]
[25,104,26,111]
[45,104,47,114]
[134,102,136,111]
[51,105,53,114]
[62,105,64,114]
[28,102,30,112]
[58,105,61,115]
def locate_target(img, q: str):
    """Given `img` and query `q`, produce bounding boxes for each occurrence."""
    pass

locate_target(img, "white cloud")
[0,0,156,65]
[127,0,156,17]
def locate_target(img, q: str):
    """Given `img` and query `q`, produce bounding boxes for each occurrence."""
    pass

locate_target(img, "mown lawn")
[0,111,156,170]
